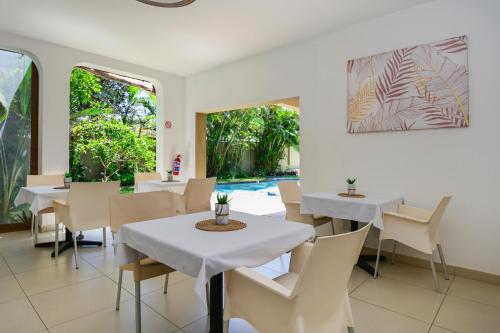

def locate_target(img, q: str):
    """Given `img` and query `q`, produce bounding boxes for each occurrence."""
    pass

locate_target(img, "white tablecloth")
[135,180,187,193]
[301,191,404,229]
[14,186,69,215]
[113,210,315,300]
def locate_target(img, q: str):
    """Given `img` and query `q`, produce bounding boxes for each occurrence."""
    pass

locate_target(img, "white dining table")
[301,190,404,275]
[301,190,404,230]
[14,185,103,254]
[14,186,69,244]
[113,210,315,333]
[135,179,187,193]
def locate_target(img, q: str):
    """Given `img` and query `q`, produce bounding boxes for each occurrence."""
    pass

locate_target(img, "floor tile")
[348,266,370,293]
[29,276,132,327]
[429,326,457,333]
[351,276,444,323]
[49,299,179,333]
[378,262,451,291]
[16,260,102,295]
[142,277,207,328]
[434,295,500,333]
[0,256,12,277]
[447,276,500,308]
[0,274,26,303]
[182,316,258,333]
[3,249,76,274]
[0,298,46,333]
[350,298,430,333]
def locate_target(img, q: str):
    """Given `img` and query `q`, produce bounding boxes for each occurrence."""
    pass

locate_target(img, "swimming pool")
[215,178,298,193]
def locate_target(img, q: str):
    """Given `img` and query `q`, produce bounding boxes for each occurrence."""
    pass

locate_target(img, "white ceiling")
[0,0,432,76]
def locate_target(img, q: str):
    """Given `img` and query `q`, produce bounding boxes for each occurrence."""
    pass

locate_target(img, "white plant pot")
[167,173,173,181]
[347,183,356,195]
[215,203,229,225]
[64,177,72,188]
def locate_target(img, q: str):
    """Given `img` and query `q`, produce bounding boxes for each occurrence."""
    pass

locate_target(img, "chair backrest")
[109,191,176,233]
[428,195,452,239]
[134,172,162,184]
[67,182,120,231]
[27,174,64,186]
[183,177,216,213]
[277,181,301,203]
[292,223,371,313]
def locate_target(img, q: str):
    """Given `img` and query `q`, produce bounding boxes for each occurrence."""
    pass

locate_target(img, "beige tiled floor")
[1,229,499,333]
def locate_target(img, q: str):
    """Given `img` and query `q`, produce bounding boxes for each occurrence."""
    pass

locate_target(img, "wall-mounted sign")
[164,120,172,129]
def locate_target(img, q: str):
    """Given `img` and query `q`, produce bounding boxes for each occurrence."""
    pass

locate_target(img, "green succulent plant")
[346,178,356,184]
[65,172,72,178]
[216,192,231,204]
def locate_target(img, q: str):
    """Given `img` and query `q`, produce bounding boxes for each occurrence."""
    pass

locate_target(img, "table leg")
[209,273,223,333]
[350,220,385,276]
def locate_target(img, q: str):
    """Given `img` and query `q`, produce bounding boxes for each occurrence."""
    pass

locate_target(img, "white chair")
[278,181,335,233]
[374,196,452,292]
[53,181,120,268]
[223,223,372,333]
[26,175,64,240]
[134,172,162,191]
[110,191,176,333]
[173,177,216,214]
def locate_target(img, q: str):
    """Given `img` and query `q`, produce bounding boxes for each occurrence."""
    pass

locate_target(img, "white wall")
[0,31,186,176]
[186,0,500,275]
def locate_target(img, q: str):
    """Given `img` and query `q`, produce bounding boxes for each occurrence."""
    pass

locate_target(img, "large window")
[69,67,156,190]
[0,49,38,227]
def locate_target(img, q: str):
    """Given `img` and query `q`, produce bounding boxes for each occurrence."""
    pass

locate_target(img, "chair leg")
[348,327,355,333]
[429,253,441,293]
[437,244,450,280]
[116,269,123,310]
[223,319,229,333]
[391,241,397,264]
[73,235,79,269]
[103,227,107,247]
[33,215,39,245]
[135,281,141,333]
[330,219,335,235]
[31,214,35,236]
[54,223,59,257]
[206,283,210,314]
[163,274,169,294]
[374,238,382,278]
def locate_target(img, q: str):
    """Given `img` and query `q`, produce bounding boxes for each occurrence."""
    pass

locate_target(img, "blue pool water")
[215,178,298,193]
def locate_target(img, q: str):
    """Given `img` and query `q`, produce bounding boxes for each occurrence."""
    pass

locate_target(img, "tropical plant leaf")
[70,107,108,120]
[348,79,375,123]
[375,47,416,106]
[0,90,7,122]
[413,45,469,127]
[432,35,467,54]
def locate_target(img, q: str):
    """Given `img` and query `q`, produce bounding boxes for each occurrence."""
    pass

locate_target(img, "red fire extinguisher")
[172,155,182,176]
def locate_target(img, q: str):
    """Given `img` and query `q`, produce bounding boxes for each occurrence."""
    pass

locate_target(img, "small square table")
[301,190,404,274]
[113,210,315,333]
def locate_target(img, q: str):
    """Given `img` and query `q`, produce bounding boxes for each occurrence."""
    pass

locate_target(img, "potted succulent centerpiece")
[166,170,173,181]
[346,178,356,195]
[215,193,231,225]
[64,172,72,188]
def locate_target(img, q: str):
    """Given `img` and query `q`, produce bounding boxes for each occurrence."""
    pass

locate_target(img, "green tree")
[254,106,299,175]
[69,68,105,120]
[206,108,263,177]
[70,119,155,185]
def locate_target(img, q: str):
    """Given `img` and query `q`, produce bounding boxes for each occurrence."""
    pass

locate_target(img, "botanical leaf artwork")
[347,35,468,133]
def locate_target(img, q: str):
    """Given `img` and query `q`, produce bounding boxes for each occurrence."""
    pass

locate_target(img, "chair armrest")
[384,211,428,224]
[289,242,313,273]
[397,204,432,221]
[233,267,294,300]
[53,199,68,206]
